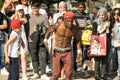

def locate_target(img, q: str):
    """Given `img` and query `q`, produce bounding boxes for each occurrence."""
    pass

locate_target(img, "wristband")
[77,49,82,54]
[44,38,48,43]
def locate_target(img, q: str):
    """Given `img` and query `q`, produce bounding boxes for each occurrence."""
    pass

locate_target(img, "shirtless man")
[44,11,82,80]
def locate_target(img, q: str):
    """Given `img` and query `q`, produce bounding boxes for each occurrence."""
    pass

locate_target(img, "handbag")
[113,40,120,48]
[89,35,107,56]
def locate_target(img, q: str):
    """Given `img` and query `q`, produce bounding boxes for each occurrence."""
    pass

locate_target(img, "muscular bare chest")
[56,26,73,38]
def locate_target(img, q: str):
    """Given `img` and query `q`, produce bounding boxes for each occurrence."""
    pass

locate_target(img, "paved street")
[0,62,117,80]
[0,67,117,80]
[0,68,95,80]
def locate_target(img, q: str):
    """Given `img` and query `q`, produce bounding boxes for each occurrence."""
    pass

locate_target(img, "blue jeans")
[0,40,5,69]
[117,47,120,74]
[107,46,117,74]
[8,57,19,80]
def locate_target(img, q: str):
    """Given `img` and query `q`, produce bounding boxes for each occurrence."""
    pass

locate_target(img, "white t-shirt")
[8,31,21,57]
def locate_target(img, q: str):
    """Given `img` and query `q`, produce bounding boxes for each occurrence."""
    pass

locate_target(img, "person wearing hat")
[4,19,23,80]
[44,11,82,80]
[11,4,29,80]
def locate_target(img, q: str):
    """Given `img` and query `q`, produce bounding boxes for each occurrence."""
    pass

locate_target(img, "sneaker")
[81,68,85,73]
[72,70,79,77]
[84,71,90,77]
[41,74,50,80]
[0,67,9,75]
[113,76,120,80]
[46,65,51,73]
[22,75,29,80]
[30,73,39,79]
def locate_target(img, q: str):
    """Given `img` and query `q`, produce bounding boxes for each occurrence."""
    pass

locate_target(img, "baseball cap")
[16,4,23,11]
[11,19,22,29]
[64,11,74,19]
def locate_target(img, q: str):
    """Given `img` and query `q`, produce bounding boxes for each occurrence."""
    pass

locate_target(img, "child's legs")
[20,51,27,76]
[8,57,19,80]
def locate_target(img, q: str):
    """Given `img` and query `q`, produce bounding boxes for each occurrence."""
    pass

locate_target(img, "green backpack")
[81,25,92,45]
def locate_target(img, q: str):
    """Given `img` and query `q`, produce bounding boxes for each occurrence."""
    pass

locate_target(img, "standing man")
[28,2,49,79]
[44,11,82,80]
[0,12,9,75]
[74,2,91,78]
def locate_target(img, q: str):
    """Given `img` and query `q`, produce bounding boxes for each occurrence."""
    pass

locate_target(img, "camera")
[36,24,47,36]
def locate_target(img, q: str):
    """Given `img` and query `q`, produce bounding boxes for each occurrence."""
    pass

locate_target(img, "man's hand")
[52,49,55,57]
[44,38,48,49]
[44,42,48,50]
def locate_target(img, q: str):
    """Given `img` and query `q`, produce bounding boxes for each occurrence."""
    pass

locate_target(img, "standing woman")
[10,4,29,80]
[108,8,120,79]
[92,8,110,80]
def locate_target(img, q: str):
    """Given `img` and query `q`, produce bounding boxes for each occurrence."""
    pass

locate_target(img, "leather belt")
[54,49,71,53]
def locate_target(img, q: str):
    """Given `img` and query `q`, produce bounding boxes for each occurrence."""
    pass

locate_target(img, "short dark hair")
[31,2,40,8]
[57,16,64,22]
[78,2,86,8]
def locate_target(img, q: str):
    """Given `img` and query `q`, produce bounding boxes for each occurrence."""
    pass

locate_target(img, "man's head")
[31,2,39,15]
[78,2,86,13]
[57,16,64,24]
[64,11,74,28]
[11,19,22,31]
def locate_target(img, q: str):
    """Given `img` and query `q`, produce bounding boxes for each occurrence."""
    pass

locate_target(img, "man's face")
[78,5,85,13]
[64,18,73,28]
[31,6,39,15]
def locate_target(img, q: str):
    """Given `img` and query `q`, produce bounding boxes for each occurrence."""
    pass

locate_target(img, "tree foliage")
[30,0,65,12]
[0,0,4,10]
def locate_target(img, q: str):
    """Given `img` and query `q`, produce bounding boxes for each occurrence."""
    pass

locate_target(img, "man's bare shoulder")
[52,23,59,29]
[52,22,64,29]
